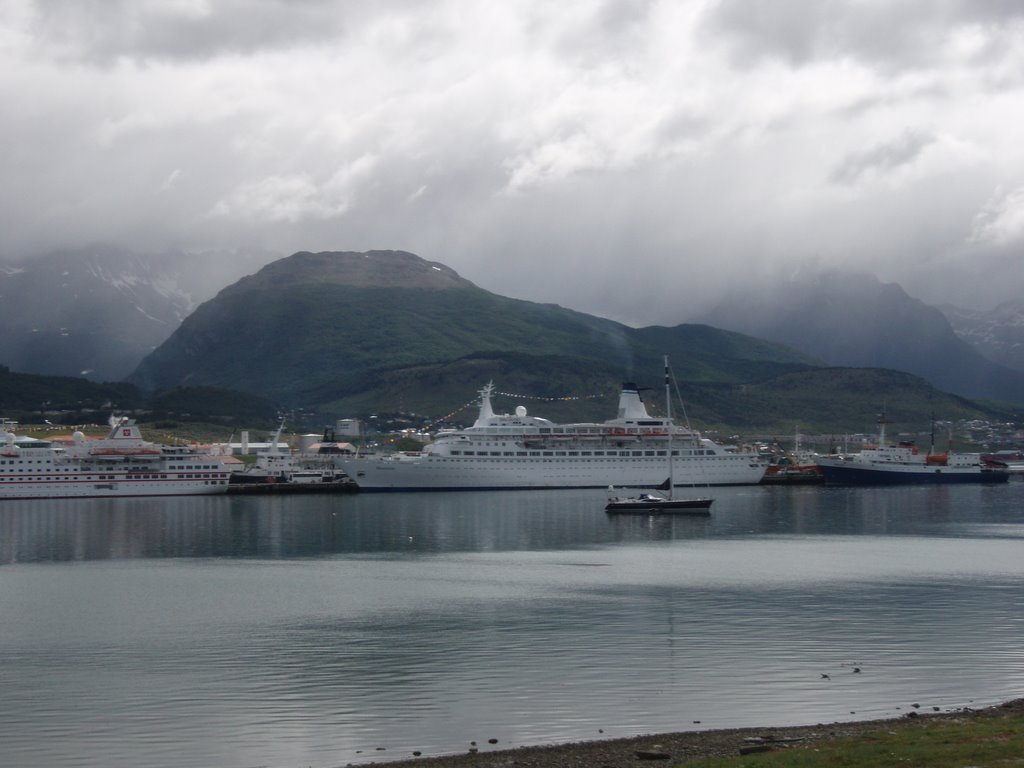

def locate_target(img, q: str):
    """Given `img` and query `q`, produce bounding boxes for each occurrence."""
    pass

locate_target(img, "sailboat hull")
[605,496,713,514]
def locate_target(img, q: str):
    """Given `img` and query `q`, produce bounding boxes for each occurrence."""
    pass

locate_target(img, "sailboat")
[605,355,714,515]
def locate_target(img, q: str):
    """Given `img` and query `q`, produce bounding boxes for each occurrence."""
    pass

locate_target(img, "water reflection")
[1,483,1023,768]
[2,483,1023,565]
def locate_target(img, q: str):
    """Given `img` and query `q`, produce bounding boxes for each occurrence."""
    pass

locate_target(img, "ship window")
[567,451,579,456]
[490,452,501,456]
[644,451,655,456]
[543,451,553,456]
[503,452,514,456]
[581,451,592,456]
[555,451,566,456]
[656,451,667,456]
[516,452,527,456]
[463,451,475,455]
[632,451,642,456]
[450,451,460,455]
[593,451,604,456]
[530,452,540,456]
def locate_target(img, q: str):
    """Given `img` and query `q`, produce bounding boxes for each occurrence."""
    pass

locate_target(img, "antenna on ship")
[666,357,695,434]
[877,406,889,446]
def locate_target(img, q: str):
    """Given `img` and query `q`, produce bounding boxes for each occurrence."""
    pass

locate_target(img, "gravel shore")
[372,699,1023,767]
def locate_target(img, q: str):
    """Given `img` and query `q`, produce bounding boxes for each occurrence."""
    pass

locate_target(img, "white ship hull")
[342,452,765,491]
[1,417,231,499]
[0,473,231,499]
[341,376,767,492]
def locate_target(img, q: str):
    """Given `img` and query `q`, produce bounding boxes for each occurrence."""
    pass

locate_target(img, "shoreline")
[371,698,1024,767]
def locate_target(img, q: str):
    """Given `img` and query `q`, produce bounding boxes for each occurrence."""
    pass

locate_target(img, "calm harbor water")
[1,483,1023,768]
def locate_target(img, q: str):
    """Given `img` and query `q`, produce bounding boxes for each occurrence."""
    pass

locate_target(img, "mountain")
[941,300,1024,375]
[696,269,1024,405]
[129,250,821,420]
[0,246,278,381]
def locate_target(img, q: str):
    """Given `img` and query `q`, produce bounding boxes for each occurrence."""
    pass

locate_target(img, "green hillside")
[299,352,1014,436]
[129,250,819,409]
[0,365,144,417]
[121,250,1022,435]
[0,365,277,427]
[674,367,1019,434]
[8,250,1017,437]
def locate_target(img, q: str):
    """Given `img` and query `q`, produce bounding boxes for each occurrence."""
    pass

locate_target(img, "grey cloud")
[3,0,1023,325]
[829,130,935,185]
[27,0,414,63]
[549,0,658,65]
[704,0,1024,72]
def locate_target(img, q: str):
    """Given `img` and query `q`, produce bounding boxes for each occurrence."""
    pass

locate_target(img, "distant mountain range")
[0,246,276,381]
[2,248,1021,432]
[696,269,1024,405]
[940,300,1024,375]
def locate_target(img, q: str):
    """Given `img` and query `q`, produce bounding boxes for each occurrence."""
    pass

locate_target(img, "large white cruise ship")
[339,382,767,491]
[1,417,231,499]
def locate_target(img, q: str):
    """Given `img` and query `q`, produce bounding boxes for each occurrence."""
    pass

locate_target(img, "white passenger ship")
[1,417,231,499]
[339,382,767,491]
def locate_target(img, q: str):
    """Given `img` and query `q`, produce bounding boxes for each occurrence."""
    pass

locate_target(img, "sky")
[3,0,1024,325]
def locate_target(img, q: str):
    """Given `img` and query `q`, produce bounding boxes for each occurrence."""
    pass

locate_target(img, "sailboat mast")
[665,354,673,497]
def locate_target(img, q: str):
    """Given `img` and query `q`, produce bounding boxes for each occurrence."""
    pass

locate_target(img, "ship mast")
[665,354,673,499]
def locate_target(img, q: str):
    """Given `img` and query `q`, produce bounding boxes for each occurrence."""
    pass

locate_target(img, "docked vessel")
[339,379,766,491]
[226,421,353,487]
[981,451,1024,476]
[760,427,823,485]
[1,417,231,499]
[816,413,1009,485]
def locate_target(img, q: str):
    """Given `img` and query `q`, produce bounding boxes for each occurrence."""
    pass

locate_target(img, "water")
[1,483,1023,768]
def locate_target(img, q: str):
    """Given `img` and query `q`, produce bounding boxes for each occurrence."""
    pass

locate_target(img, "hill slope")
[130,250,819,414]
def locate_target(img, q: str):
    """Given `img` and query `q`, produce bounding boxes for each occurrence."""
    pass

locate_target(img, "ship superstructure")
[0,417,231,499]
[340,382,766,491]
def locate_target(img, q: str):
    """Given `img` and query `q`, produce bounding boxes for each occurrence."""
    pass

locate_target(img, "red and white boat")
[1,416,230,499]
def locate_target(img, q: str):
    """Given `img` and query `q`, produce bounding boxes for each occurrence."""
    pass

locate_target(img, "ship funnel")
[617,383,652,420]
[473,382,496,426]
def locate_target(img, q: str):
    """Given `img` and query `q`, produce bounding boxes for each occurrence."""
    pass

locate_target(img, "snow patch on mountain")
[941,300,1024,374]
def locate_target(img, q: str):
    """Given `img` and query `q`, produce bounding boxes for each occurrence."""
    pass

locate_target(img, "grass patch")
[690,708,1024,768]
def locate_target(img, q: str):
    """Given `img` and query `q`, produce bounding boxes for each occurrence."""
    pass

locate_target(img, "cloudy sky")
[3,0,1023,324]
